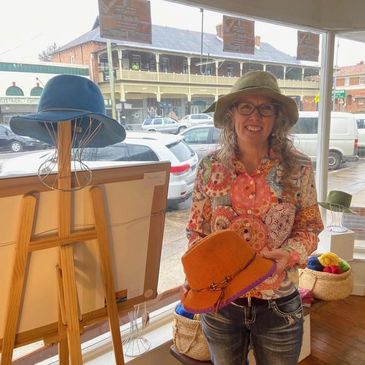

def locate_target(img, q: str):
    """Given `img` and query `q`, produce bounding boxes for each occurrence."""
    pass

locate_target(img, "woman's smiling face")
[232,94,277,149]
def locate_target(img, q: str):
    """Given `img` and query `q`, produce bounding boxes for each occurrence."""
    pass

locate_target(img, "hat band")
[190,253,256,312]
[328,203,349,210]
[41,108,94,114]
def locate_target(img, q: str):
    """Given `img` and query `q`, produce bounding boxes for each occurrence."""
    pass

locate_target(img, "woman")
[186,71,324,365]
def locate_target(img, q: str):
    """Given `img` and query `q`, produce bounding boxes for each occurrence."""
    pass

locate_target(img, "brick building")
[335,61,365,112]
[51,19,320,126]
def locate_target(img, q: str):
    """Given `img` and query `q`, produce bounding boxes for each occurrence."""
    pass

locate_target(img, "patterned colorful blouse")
[186,149,324,299]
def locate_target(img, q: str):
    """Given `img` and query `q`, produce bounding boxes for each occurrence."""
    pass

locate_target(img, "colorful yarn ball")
[175,303,195,319]
[318,252,340,267]
[323,265,342,274]
[338,259,351,272]
[307,255,324,271]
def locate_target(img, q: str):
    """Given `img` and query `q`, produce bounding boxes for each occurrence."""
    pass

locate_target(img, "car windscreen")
[167,140,195,162]
[291,117,318,134]
[80,143,158,162]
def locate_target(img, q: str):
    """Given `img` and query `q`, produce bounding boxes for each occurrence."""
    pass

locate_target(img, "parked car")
[354,113,365,153]
[180,124,221,159]
[0,131,198,206]
[291,111,359,170]
[141,117,189,134]
[0,124,50,152]
[179,113,213,126]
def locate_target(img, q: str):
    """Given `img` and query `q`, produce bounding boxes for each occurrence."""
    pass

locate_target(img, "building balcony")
[98,70,319,98]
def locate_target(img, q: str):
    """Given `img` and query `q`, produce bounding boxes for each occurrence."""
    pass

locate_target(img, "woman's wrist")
[282,247,300,267]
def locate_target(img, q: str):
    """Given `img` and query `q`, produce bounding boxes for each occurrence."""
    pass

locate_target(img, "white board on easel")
[0,162,169,343]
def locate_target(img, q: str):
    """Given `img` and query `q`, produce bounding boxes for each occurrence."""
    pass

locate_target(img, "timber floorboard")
[299,295,365,365]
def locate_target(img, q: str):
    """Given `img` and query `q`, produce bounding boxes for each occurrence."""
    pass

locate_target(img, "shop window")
[160,57,169,72]
[30,86,43,96]
[131,55,141,70]
[286,67,302,80]
[266,64,284,79]
[6,85,24,96]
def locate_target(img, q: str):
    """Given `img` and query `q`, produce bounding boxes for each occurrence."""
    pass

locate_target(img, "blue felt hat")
[10,74,125,147]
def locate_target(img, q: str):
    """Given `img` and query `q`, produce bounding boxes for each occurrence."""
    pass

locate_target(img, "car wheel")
[178,126,187,133]
[328,151,342,170]
[10,141,23,152]
[148,129,156,132]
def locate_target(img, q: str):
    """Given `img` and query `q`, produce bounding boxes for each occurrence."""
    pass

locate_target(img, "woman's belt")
[231,290,298,307]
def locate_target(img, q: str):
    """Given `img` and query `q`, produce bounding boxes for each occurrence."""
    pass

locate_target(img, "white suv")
[0,132,198,206]
[179,113,213,126]
[141,117,189,134]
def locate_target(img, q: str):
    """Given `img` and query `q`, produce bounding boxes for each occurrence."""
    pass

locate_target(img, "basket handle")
[173,316,202,355]
[299,269,318,291]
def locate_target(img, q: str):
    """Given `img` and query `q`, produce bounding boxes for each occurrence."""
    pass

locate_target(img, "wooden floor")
[299,295,365,365]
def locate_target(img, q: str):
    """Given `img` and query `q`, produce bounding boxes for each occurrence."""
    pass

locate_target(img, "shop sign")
[98,0,152,44]
[332,89,346,99]
[0,97,39,105]
[297,31,320,62]
[223,16,255,54]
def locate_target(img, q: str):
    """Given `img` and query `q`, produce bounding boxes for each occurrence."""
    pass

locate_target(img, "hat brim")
[182,255,276,314]
[10,111,126,147]
[318,202,357,215]
[210,87,299,129]
[203,102,216,113]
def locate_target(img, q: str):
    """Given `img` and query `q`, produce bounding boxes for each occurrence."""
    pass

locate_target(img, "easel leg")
[59,245,83,365]
[58,315,70,365]
[90,186,124,365]
[57,122,83,365]
[57,265,69,365]
[1,194,37,365]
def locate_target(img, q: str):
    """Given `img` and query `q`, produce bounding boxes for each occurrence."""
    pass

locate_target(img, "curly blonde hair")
[217,106,299,187]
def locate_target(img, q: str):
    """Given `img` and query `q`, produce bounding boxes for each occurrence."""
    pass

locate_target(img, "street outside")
[1,152,365,293]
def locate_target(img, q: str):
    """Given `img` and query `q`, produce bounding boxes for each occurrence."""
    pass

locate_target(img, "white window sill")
[37,302,178,364]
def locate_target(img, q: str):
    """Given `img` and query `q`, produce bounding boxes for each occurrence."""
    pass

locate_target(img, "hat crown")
[207,70,299,128]
[182,230,255,288]
[37,74,106,114]
[231,70,281,94]
[325,190,352,209]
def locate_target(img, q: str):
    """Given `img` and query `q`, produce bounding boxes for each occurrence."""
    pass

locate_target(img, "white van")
[354,113,365,151]
[291,111,359,170]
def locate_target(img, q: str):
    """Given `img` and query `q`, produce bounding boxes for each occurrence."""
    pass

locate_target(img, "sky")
[1,0,365,66]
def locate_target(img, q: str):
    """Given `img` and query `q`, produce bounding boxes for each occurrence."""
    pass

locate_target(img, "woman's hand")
[181,279,191,298]
[261,247,290,275]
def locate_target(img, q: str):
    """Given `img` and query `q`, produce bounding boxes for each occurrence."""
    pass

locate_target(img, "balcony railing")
[99,70,319,93]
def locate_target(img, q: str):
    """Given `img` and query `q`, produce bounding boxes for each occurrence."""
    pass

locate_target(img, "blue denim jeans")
[200,291,303,365]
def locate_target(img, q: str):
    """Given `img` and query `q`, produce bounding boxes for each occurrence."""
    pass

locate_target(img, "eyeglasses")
[235,102,279,117]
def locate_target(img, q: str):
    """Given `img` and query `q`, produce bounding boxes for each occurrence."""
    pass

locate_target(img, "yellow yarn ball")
[318,252,340,267]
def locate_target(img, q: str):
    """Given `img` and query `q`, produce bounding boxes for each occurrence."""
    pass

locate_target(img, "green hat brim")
[203,102,216,113]
[318,202,357,215]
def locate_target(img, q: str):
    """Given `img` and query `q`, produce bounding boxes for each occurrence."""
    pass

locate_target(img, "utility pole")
[107,39,117,120]
[333,38,340,111]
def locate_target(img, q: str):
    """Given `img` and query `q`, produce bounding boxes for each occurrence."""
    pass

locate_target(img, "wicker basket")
[172,312,211,361]
[299,267,353,301]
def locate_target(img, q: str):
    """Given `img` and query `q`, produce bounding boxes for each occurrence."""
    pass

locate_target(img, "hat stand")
[0,121,124,365]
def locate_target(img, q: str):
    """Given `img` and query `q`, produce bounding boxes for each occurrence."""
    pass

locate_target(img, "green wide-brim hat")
[319,190,357,214]
[204,70,299,129]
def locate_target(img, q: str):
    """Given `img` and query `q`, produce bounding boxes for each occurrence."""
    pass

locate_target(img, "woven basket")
[172,312,210,361]
[299,267,353,301]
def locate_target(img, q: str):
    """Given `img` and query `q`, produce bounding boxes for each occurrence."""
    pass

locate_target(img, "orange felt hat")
[181,230,276,313]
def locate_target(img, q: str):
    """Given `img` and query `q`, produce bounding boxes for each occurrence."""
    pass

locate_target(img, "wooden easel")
[0,122,124,364]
